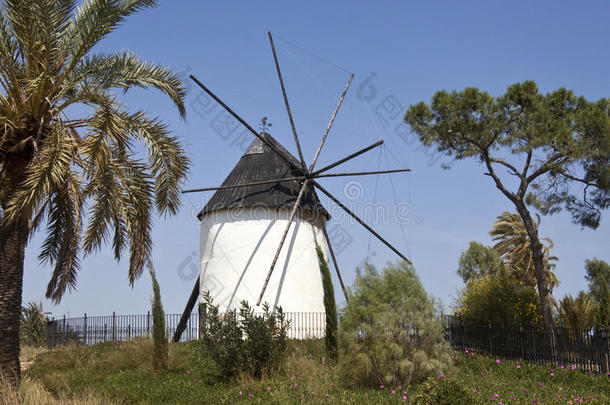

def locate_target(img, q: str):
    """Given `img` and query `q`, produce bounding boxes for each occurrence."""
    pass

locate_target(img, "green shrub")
[338,261,452,387]
[316,244,338,361]
[413,377,476,404]
[456,270,542,327]
[200,292,288,379]
[149,269,168,371]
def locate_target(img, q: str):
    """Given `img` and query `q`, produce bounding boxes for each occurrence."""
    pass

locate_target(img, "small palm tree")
[490,212,559,291]
[20,302,51,347]
[0,1,189,386]
[556,292,597,337]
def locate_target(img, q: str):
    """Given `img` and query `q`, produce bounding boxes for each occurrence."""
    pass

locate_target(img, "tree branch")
[526,153,565,183]
[481,150,517,203]
[489,158,520,177]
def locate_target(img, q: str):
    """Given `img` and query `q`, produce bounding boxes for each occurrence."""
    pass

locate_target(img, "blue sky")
[22,0,610,317]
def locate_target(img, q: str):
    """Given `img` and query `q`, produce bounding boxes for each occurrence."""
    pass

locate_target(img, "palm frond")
[81,154,121,254]
[118,157,154,284]
[129,112,189,215]
[44,170,83,302]
[61,0,158,77]
[68,52,186,118]
[3,123,78,225]
[4,0,32,63]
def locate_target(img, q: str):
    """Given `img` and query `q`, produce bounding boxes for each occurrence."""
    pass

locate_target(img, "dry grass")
[19,346,47,364]
[0,376,117,405]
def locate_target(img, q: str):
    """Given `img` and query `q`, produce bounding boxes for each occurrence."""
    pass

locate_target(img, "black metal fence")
[47,312,610,373]
[46,311,326,348]
[442,315,610,373]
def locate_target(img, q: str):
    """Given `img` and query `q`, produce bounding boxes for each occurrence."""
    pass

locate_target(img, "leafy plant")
[200,292,288,379]
[456,271,543,327]
[149,269,168,371]
[585,258,610,303]
[457,241,506,284]
[413,377,475,405]
[20,302,50,347]
[339,261,452,387]
[555,291,597,337]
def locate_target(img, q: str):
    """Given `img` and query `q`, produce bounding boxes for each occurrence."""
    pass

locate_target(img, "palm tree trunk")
[0,160,30,388]
[514,202,557,351]
[0,217,28,388]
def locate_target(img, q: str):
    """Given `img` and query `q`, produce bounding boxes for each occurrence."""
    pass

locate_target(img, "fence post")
[128,324,131,341]
[198,303,207,339]
[531,323,537,363]
[459,317,465,353]
[146,311,150,337]
[112,312,116,341]
[602,331,609,374]
[103,323,107,341]
[84,313,87,345]
[488,320,493,357]
[63,315,66,345]
[519,324,524,359]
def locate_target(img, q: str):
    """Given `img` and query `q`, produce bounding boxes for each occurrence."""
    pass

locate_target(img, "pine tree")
[316,245,338,361]
[150,269,168,370]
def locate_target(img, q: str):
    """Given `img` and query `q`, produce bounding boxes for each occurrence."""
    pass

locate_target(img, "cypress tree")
[595,277,610,335]
[150,268,168,370]
[316,244,338,360]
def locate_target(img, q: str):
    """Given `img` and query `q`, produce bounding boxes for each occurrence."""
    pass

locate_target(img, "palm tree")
[556,292,597,337]
[0,1,189,386]
[20,301,50,347]
[490,211,559,291]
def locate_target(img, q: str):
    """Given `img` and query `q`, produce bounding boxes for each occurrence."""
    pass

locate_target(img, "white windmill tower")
[172,33,411,341]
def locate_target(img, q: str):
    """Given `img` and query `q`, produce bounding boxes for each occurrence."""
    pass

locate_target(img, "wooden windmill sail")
[172,32,411,341]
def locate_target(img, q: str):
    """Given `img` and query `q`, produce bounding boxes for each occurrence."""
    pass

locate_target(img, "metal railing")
[46,311,326,348]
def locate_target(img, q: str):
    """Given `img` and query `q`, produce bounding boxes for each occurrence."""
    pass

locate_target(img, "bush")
[413,377,476,405]
[338,261,452,387]
[200,292,288,379]
[456,271,542,327]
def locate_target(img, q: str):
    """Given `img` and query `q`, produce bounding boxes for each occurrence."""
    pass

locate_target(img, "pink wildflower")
[267,386,271,391]
[517,365,521,369]
[496,359,500,364]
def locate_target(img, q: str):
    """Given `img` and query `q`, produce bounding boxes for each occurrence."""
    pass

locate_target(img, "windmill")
[172,32,411,341]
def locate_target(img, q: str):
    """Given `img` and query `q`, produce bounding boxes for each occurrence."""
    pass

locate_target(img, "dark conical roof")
[198,133,330,220]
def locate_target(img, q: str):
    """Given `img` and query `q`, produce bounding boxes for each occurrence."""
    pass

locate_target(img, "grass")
[14,339,610,404]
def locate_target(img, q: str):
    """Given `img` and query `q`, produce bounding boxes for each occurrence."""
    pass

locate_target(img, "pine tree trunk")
[514,203,557,349]
[0,218,28,388]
